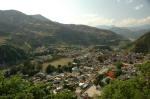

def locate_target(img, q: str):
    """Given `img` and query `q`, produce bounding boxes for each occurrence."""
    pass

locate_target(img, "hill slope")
[30,14,51,22]
[0,10,127,48]
[110,27,149,41]
[0,44,27,68]
[129,31,150,53]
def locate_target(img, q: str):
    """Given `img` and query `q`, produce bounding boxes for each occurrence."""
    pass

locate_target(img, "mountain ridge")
[96,25,150,41]
[0,10,128,49]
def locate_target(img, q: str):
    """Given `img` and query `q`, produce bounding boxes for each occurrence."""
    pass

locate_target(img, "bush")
[105,78,111,84]
[116,62,123,69]
[94,74,104,86]
[114,69,122,77]
[46,65,56,74]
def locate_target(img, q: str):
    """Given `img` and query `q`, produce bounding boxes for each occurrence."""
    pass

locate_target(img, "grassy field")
[42,58,73,72]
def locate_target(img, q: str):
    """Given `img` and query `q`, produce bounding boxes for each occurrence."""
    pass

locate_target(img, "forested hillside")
[129,31,150,53]
[0,44,27,68]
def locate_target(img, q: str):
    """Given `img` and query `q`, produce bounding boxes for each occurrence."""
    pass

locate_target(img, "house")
[35,72,46,78]
[102,76,112,85]
[108,72,115,78]
[56,86,63,92]
[79,82,88,89]
[72,67,78,72]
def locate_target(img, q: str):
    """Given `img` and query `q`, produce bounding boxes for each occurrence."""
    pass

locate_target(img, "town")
[7,45,149,99]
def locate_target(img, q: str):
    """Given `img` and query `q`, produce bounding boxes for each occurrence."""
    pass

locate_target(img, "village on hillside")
[12,45,150,99]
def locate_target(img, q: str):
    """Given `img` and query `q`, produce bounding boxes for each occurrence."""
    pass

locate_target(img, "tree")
[36,62,42,71]
[114,69,122,77]
[116,62,123,69]
[21,61,38,76]
[46,65,55,74]
[98,56,104,63]
[44,89,77,99]
[101,78,150,99]
[73,59,80,64]
[9,66,19,75]
[0,73,77,99]
[105,78,111,84]
[94,74,104,86]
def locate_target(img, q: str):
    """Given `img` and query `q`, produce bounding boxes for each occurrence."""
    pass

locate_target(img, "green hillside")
[129,31,150,53]
[0,10,127,49]
[0,44,27,68]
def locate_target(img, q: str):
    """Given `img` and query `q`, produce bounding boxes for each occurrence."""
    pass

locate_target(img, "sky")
[0,0,150,27]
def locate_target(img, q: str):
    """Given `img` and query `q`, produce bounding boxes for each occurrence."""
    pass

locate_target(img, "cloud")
[127,0,134,3]
[71,14,150,27]
[134,4,144,10]
[115,16,150,27]
[115,0,134,3]
[116,0,121,3]
[70,14,115,26]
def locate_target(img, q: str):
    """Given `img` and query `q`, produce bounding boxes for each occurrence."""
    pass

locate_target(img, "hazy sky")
[0,0,150,27]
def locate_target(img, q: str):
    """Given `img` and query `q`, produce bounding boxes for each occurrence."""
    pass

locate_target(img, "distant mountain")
[129,31,150,53]
[61,24,128,46]
[96,25,114,30]
[110,27,149,41]
[96,25,150,41]
[0,10,127,49]
[127,24,150,31]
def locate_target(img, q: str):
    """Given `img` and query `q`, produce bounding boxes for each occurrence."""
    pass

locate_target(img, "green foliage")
[114,69,122,77]
[136,62,150,76]
[36,62,42,72]
[6,60,42,77]
[33,48,60,57]
[116,62,123,69]
[97,56,104,63]
[0,73,77,99]
[46,64,56,74]
[101,78,150,99]
[46,63,74,74]
[0,44,27,67]
[0,10,125,50]
[94,74,104,86]
[0,74,24,98]
[105,78,111,84]
[129,31,150,53]
[20,60,39,76]
[45,89,77,99]
[102,62,150,99]
[73,58,80,64]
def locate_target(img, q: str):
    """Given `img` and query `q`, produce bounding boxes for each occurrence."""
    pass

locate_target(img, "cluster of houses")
[23,47,150,99]
[32,46,85,63]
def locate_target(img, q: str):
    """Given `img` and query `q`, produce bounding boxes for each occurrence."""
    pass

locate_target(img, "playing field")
[42,58,73,72]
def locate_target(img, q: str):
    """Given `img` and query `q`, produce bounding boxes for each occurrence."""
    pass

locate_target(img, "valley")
[0,9,150,99]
